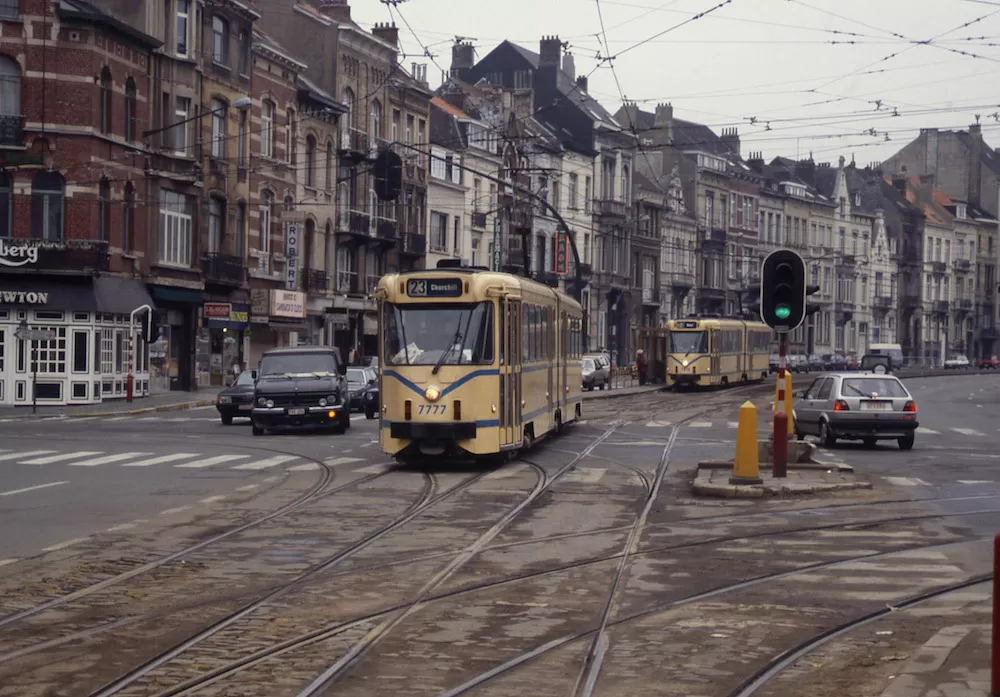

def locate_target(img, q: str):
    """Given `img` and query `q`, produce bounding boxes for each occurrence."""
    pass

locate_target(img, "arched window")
[124,78,137,142]
[210,98,227,158]
[259,190,273,255]
[305,135,317,188]
[98,177,111,241]
[304,217,316,271]
[325,140,334,192]
[212,16,229,65]
[370,99,382,139]
[208,196,225,254]
[365,247,381,292]
[336,245,355,292]
[284,195,295,212]
[285,108,296,165]
[0,170,12,238]
[0,56,22,144]
[31,170,65,241]
[342,87,354,135]
[99,67,112,134]
[261,99,276,158]
[123,183,135,252]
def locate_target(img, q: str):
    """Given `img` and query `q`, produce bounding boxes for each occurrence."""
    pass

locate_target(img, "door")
[560,310,568,412]
[709,330,720,383]
[797,377,827,434]
[0,327,7,405]
[546,307,554,422]
[499,299,522,448]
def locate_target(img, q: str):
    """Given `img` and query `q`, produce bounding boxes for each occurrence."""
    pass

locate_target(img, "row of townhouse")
[0,0,436,406]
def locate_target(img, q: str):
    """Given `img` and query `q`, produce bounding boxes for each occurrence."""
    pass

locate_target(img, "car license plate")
[287,407,306,416]
[860,401,891,411]
[239,404,252,411]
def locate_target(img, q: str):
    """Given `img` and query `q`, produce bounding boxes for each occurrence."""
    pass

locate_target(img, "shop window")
[15,380,24,400]
[36,383,60,400]
[115,330,124,373]
[103,379,113,395]
[101,328,114,374]
[34,326,67,373]
[73,331,88,373]
[34,311,62,321]
[93,381,101,397]
[0,326,4,374]
[72,382,87,399]
[93,332,101,373]
[73,312,89,322]
[16,337,24,371]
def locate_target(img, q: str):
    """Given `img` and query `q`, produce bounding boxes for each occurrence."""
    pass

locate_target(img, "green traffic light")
[775,305,791,320]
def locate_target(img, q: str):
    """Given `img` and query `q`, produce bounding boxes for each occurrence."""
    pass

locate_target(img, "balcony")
[336,210,371,238]
[0,239,110,275]
[538,271,560,288]
[957,298,974,311]
[874,295,893,310]
[0,114,24,146]
[902,293,921,307]
[837,299,855,312]
[304,268,328,294]
[592,198,628,219]
[202,253,244,286]
[933,299,950,314]
[836,255,856,270]
[931,261,947,275]
[641,286,661,307]
[982,327,999,340]
[954,258,972,273]
[373,218,397,241]
[699,286,725,301]
[399,233,426,257]
[471,211,487,229]
[340,128,369,157]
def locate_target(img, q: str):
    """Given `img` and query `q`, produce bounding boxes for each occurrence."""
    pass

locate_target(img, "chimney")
[918,173,935,207]
[451,41,475,81]
[892,166,908,194]
[619,101,640,129]
[575,75,588,92]
[720,127,740,157]
[372,22,399,47]
[536,35,562,108]
[539,35,561,66]
[968,121,983,208]
[562,51,575,81]
[796,157,815,186]
[317,0,350,22]
[747,150,764,172]
[653,102,673,144]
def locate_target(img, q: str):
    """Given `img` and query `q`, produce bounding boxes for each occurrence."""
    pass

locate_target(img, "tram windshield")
[383,302,495,366]
[669,330,708,354]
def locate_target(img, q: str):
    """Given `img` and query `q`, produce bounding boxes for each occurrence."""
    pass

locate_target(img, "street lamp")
[142,96,253,139]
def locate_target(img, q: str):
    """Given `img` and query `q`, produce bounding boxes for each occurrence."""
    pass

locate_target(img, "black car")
[346,367,379,419]
[250,347,350,436]
[215,370,256,424]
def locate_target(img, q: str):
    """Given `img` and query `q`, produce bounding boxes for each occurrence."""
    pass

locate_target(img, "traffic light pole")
[773,332,789,478]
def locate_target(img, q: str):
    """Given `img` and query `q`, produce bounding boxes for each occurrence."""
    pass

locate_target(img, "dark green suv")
[250,347,350,435]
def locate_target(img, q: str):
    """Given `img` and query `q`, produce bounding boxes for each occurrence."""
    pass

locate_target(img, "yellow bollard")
[731,400,762,485]
[773,371,794,437]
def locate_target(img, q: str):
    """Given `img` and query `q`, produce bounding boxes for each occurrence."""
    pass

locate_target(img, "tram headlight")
[682,359,689,367]
[424,386,441,402]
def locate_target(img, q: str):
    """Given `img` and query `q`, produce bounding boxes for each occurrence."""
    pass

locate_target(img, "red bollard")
[126,373,133,403]
[993,532,1000,696]
[773,412,788,478]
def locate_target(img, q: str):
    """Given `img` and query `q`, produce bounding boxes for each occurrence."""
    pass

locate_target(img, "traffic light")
[760,249,806,332]
[805,284,821,318]
[373,148,403,201]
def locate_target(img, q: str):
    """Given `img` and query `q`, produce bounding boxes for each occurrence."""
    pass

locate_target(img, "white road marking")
[0,558,19,567]
[199,495,226,504]
[727,421,740,429]
[958,480,996,484]
[174,454,250,469]
[231,455,299,471]
[324,457,364,466]
[42,537,89,552]
[103,416,132,422]
[645,421,671,427]
[884,476,930,486]
[833,562,965,574]
[0,480,69,497]
[234,484,259,492]
[20,451,103,465]
[615,441,669,447]
[122,453,201,468]
[0,450,56,462]
[106,522,137,532]
[354,463,393,474]
[68,452,152,467]
[951,427,985,437]
[562,467,606,484]
[189,405,215,411]
[288,463,320,471]
[70,417,98,422]
[160,506,192,516]
[687,421,712,428]
[916,427,940,435]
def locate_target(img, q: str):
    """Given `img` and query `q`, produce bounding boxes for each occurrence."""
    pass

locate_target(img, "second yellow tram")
[666,317,772,388]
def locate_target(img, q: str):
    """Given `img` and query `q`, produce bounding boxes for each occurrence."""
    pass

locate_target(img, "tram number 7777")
[417,404,448,415]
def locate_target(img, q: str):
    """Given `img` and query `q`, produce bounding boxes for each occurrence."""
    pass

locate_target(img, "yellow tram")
[373,263,584,461]
[665,317,772,389]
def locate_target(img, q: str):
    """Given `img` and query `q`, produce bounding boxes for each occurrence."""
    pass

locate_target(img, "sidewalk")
[0,388,219,419]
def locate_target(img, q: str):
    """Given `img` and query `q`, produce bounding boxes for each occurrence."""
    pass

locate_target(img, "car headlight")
[319,397,328,407]
[257,397,267,406]
[365,392,375,400]
[329,394,338,404]
[265,399,274,408]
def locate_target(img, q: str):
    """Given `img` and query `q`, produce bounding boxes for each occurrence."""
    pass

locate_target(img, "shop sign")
[203,302,232,319]
[555,229,569,275]
[0,290,48,304]
[0,240,41,268]
[250,288,270,324]
[206,303,249,329]
[285,222,300,291]
[271,289,306,318]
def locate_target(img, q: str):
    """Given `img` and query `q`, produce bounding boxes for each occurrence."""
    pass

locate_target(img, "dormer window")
[957,203,967,220]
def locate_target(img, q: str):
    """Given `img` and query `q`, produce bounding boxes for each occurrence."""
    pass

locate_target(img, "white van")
[868,343,904,368]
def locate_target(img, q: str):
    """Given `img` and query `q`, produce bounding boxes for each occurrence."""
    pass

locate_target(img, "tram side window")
[522,305,531,361]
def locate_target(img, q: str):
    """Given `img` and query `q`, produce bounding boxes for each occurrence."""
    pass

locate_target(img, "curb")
[692,478,872,498]
[2,398,216,420]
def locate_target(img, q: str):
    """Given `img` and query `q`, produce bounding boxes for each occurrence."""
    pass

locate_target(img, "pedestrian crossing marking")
[645,421,671,427]
[69,452,152,467]
[917,427,940,435]
[354,463,393,474]
[562,467,606,484]
[174,454,250,469]
[21,451,103,465]
[324,457,364,466]
[884,476,930,486]
[288,463,320,471]
[958,480,996,484]
[727,421,740,429]
[122,453,201,468]
[0,450,55,462]
[231,455,300,471]
[687,421,712,428]
[951,427,985,437]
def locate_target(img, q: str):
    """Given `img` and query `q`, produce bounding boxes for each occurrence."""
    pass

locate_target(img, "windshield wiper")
[433,313,466,375]
[397,308,410,366]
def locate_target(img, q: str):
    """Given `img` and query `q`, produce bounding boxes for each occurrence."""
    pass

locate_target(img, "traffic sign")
[15,329,55,341]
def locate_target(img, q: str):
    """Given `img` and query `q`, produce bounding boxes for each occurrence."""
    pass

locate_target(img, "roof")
[252,28,308,71]
[954,130,1000,176]
[628,106,728,155]
[431,96,470,120]
[297,74,345,112]
[633,170,662,194]
[900,175,952,226]
[57,0,162,48]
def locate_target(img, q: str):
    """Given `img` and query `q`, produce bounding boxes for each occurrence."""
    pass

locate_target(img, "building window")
[430,211,447,252]
[208,197,224,254]
[176,0,190,57]
[34,327,67,374]
[237,109,247,167]
[98,177,110,241]
[0,170,11,238]
[238,28,250,75]
[365,248,380,291]
[235,200,246,258]
[391,109,400,141]
[336,245,355,292]
[285,109,296,164]
[99,67,112,134]
[325,140,334,191]
[260,99,275,158]
[159,189,192,266]
[31,171,65,241]
[370,99,381,139]
[210,98,226,159]
[305,135,317,187]
[174,96,190,154]
[123,183,135,253]
[259,189,273,255]
[122,78,138,143]
[212,16,229,65]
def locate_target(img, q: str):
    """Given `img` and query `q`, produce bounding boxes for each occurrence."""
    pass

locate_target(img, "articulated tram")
[374,263,584,462]
[666,317,772,389]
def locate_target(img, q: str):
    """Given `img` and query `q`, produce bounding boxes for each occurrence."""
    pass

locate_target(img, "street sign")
[15,328,55,341]
[555,229,569,275]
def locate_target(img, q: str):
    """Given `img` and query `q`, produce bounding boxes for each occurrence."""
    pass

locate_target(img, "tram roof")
[377,269,582,308]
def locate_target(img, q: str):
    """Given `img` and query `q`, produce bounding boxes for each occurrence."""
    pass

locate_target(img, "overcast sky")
[347,0,1000,166]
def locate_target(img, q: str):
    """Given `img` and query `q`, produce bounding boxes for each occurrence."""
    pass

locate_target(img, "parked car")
[944,354,970,369]
[769,354,781,373]
[844,354,859,371]
[979,355,1000,369]
[215,370,256,425]
[790,354,809,373]
[583,356,609,391]
[808,354,824,372]
[794,372,918,450]
[346,367,379,418]
[250,347,350,436]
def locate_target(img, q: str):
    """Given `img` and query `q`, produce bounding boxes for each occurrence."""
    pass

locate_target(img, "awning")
[0,275,156,314]
[149,285,203,304]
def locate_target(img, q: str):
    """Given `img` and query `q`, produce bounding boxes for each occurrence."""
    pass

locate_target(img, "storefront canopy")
[0,275,156,314]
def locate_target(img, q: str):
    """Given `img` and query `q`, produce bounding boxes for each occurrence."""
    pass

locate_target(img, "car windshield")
[669,331,707,354]
[841,377,908,398]
[346,368,367,386]
[383,302,494,366]
[258,353,338,378]
[234,371,255,387]
[583,359,595,371]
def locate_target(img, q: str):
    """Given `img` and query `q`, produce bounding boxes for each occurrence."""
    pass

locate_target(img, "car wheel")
[343,411,352,430]
[365,409,377,420]
[252,425,264,436]
[863,437,877,448]
[898,433,915,450]
[221,414,233,426]
[819,421,836,448]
